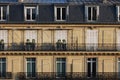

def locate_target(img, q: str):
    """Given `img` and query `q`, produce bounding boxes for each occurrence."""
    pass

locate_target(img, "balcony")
[0,43,119,51]
[0,72,12,79]
[16,72,119,80]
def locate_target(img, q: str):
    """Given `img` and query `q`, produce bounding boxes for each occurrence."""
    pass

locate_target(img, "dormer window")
[24,6,37,21]
[54,6,68,21]
[85,6,99,22]
[0,6,8,21]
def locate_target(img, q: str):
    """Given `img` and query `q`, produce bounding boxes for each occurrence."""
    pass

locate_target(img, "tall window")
[55,30,67,50]
[26,58,36,77]
[86,29,98,51]
[0,6,8,21]
[87,58,97,78]
[25,7,36,21]
[56,58,66,77]
[118,58,120,77]
[0,30,8,50]
[0,58,6,78]
[55,7,67,21]
[85,6,99,21]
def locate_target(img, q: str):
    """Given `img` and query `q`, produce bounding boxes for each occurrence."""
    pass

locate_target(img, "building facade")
[0,0,120,79]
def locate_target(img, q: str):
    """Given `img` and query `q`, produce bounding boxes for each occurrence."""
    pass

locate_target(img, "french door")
[87,58,97,78]
[86,30,98,51]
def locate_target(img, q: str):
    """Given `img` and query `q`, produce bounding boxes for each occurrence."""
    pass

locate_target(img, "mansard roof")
[0,0,120,4]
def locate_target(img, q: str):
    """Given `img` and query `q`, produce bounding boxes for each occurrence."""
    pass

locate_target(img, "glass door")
[56,58,66,77]
[87,58,97,78]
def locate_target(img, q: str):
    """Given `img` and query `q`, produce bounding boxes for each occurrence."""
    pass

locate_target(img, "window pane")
[88,7,91,20]
[2,63,6,73]
[92,7,97,20]
[3,6,7,20]
[27,9,30,20]
[62,8,66,20]
[87,62,91,77]
[57,63,60,72]
[0,7,1,20]
[92,62,96,77]
[32,8,36,20]
[57,8,60,20]
[27,63,31,72]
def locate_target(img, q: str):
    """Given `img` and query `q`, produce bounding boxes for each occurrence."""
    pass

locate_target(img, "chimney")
[103,0,107,3]
[18,0,23,2]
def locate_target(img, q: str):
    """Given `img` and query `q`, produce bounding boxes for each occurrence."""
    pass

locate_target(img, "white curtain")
[24,30,37,43]
[86,30,98,50]
[0,30,8,49]
[55,30,67,42]
[117,30,120,50]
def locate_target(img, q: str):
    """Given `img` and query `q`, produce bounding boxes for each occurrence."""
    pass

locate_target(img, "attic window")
[0,6,8,21]
[24,6,37,21]
[85,6,99,22]
[54,6,68,21]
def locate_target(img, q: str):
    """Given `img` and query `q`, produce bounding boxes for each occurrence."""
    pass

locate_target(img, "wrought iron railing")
[0,43,119,51]
[16,72,120,80]
[0,72,12,79]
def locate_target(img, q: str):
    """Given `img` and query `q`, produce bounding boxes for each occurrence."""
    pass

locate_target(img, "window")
[24,7,37,21]
[0,6,8,21]
[118,58,120,78]
[117,30,120,50]
[55,7,68,21]
[116,6,120,21]
[55,30,67,50]
[0,58,6,78]
[26,58,36,77]
[87,58,97,78]
[85,6,99,21]
[0,30,8,50]
[56,58,66,77]
[86,30,98,51]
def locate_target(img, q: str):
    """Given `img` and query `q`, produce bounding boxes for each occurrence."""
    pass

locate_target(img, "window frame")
[0,5,9,21]
[56,58,66,77]
[85,6,99,22]
[26,58,36,78]
[87,58,97,78]
[0,58,6,78]
[54,6,68,21]
[24,6,37,21]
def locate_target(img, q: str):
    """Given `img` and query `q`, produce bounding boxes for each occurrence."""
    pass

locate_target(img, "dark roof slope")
[22,0,67,3]
[0,0,18,3]
[0,0,120,4]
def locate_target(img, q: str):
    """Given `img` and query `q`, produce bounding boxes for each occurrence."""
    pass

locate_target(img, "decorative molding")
[0,51,120,56]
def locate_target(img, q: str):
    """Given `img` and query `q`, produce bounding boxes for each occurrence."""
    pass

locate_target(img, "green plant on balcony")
[31,39,35,50]
[26,39,31,51]
[56,39,62,50]
[0,39,4,51]
[62,39,66,50]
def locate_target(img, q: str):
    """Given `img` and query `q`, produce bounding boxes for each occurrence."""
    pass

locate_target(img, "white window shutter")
[117,30,120,50]
[36,5,39,15]
[116,6,119,21]
[54,7,57,21]
[85,6,88,21]
[66,6,69,17]
[97,6,99,20]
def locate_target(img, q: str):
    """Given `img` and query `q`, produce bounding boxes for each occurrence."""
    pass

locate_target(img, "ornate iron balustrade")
[0,43,119,51]
[16,72,120,80]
